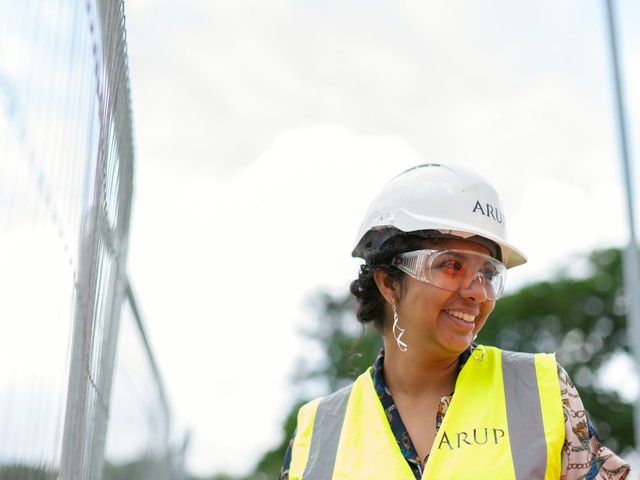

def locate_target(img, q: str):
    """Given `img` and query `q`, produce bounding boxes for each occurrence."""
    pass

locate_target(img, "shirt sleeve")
[280,429,295,480]
[559,364,631,480]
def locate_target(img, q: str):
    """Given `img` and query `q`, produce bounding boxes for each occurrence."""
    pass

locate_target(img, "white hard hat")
[352,163,527,268]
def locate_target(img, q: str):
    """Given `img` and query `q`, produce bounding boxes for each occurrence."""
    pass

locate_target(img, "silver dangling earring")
[392,300,408,352]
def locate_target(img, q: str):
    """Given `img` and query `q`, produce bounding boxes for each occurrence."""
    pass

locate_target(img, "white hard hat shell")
[352,164,527,268]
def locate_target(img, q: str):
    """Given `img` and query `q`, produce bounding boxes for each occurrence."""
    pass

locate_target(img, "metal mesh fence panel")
[0,1,184,479]
[103,286,183,480]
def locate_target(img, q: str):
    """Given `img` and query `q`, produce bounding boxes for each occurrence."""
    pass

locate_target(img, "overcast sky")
[122,1,640,476]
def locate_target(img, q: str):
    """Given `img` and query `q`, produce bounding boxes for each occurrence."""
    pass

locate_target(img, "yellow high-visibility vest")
[289,345,564,479]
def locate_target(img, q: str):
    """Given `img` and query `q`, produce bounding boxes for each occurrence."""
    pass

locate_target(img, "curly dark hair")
[349,233,443,333]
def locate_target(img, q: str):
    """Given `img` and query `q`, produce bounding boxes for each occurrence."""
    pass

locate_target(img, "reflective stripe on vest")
[304,384,352,479]
[503,350,547,478]
[504,350,554,478]
[289,345,564,480]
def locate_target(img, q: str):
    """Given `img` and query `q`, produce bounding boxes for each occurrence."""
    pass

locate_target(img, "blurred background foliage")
[194,247,635,480]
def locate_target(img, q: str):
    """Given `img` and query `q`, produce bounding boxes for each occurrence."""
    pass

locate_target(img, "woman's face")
[393,238,497,359]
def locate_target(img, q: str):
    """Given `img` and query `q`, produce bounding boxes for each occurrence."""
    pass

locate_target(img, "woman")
[281,164,630,479]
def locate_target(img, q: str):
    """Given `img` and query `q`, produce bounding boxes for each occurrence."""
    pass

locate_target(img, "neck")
[382,343,461,397]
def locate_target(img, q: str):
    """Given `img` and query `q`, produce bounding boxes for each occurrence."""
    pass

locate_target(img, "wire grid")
[0,1,183,479]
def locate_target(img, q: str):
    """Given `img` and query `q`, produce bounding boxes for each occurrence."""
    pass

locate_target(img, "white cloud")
[127,126,424,474]
[128,123,632,475]
[120,1,640,476]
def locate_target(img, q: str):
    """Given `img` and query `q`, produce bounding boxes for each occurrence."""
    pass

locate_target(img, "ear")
[373,269,400,305]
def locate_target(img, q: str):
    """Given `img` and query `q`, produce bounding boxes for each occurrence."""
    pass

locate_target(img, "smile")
[447,310,476,323]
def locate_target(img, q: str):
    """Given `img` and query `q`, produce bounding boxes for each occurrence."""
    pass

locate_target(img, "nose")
[459,273,490,302]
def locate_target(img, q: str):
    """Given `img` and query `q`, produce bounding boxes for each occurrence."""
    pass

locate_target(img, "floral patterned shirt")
[280,347,631,479]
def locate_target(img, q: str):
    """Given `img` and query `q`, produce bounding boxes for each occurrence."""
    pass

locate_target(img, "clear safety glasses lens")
[392,249,507,300]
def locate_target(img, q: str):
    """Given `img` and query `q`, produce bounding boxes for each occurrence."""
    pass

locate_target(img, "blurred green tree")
[479,247,633,452]
[0,465,57,480]
[244,247,634,480]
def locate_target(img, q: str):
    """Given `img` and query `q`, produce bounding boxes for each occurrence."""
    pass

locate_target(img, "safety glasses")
[391,249,507,301]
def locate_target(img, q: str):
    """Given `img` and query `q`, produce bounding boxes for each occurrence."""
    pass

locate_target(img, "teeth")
[448,310,476,323]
